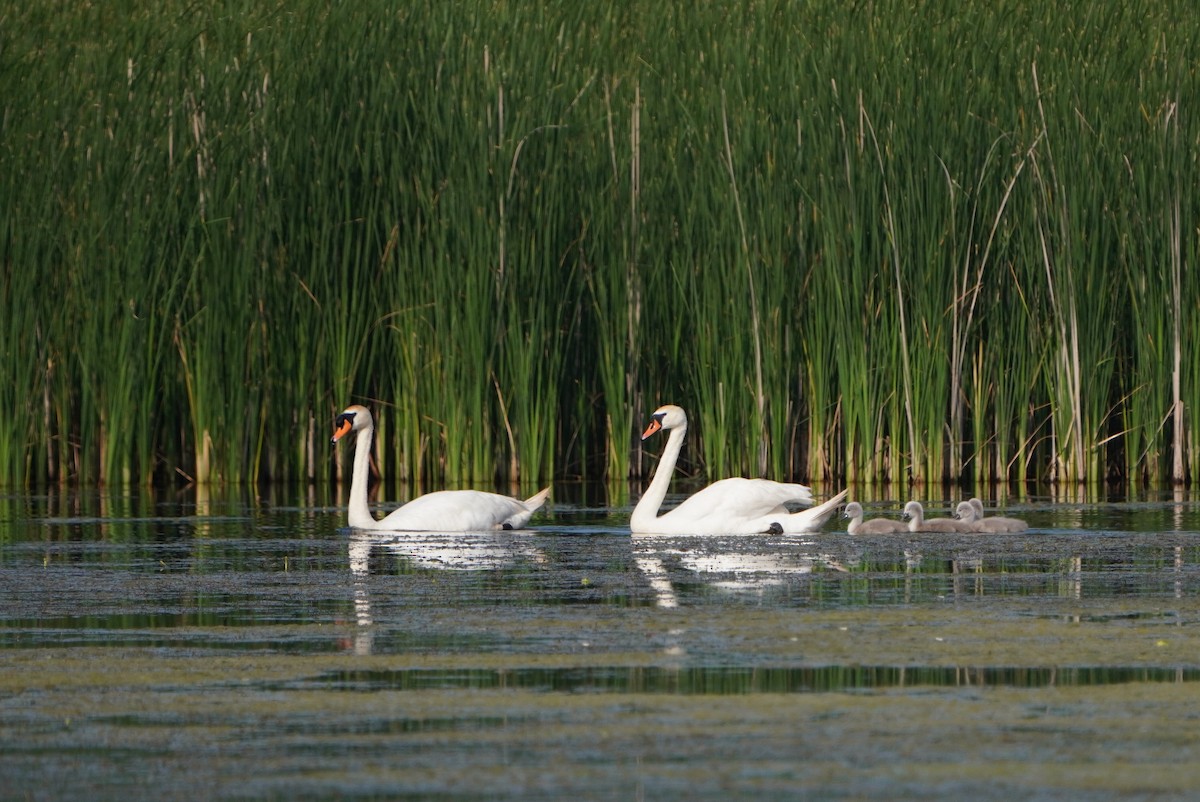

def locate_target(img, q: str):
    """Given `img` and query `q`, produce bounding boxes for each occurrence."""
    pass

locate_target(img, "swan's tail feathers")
[812,488,850,527]
[783,488,849,532]
[524,487,551,512]
[501,487,551,530]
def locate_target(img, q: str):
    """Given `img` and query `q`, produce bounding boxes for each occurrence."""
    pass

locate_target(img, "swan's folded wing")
[378,490,534,531]
[670,477,814,520]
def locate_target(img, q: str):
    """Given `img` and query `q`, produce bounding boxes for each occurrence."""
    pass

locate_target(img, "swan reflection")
[346,528,545,654]
[349,528,545,574]
[632,534,829,608]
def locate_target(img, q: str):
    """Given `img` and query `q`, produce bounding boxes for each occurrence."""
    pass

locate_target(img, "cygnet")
[844,501,907,534]
[966,497,1028,532]
[904,500,972,533]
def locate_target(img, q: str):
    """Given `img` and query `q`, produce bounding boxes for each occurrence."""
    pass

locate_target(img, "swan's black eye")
[653,412,666,423]
[335,412,356,427]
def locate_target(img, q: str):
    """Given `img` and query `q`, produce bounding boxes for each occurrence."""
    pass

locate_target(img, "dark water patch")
[1026,609,1188,624]
[0,622,354,653]
[39,515,253,526]
[1,544,351,580]
[0,632,350,653]
[278,664,1200,694]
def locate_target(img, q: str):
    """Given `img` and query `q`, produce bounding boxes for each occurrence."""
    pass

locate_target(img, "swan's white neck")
[347,424,378,529]
[631,421,687,530]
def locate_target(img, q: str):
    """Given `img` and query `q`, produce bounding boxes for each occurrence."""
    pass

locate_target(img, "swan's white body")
[904,500,971,533]
[843,501,907,534]
[630,404,847,535]
[966,497,1028,532]
[332,405,549,531]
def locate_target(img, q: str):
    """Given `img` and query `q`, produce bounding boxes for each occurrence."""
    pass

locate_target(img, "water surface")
[3,486,1200,800]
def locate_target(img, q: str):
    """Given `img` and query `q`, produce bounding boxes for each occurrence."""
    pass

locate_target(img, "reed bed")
[2,0,1198,489]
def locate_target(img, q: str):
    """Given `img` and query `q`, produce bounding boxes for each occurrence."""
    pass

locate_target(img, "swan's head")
[902,500,923,521]
[641,404,687,440]
[843,501,864,519]
[331,404,372,444]
[955,501,977,523]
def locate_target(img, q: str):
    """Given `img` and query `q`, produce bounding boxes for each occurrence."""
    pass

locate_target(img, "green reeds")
[1023,61,1123,486]
[2,0,1199,488]
[1119,98,1190,484]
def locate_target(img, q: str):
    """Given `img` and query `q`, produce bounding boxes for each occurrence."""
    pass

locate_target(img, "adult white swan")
[331,405,549,531]
[630,404,847,535]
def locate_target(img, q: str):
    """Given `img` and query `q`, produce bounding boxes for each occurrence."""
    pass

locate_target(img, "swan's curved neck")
[347,424,378,528]
[631,422,687,528]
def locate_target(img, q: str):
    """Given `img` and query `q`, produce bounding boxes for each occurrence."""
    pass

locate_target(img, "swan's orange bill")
[332,418,353,443]
[641,419,662,440]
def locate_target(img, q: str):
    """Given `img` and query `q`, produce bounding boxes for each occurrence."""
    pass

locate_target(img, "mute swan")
[843,501,907,534]
[967,497,1028,532]
[331,405,549,531]
[630,404,847,535]
[903,500,971,533]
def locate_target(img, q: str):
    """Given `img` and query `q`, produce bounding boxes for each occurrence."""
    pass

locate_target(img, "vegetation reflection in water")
[4,487,1200,799]
[297,664,1200,694]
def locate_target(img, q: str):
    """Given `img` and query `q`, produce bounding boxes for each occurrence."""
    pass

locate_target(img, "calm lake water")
[3,484,1200,800]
